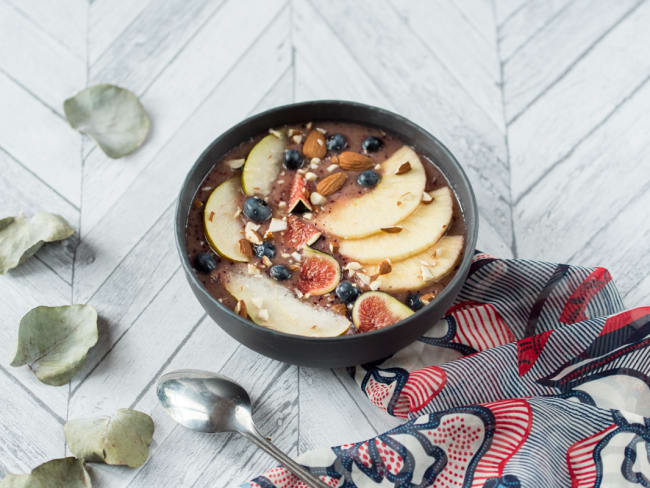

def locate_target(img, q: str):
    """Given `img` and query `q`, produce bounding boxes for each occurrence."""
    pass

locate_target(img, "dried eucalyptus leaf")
[65,409,154,468]
[0,457,91,487]
[0,213,75,274]
[63,84,150,159]
[10,305,98,386]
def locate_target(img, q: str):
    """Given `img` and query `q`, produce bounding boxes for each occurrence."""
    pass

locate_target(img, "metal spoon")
[156,369,329,488]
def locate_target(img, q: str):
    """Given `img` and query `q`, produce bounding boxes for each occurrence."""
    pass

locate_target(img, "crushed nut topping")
[310,191,327,206]
[227,158,245,169]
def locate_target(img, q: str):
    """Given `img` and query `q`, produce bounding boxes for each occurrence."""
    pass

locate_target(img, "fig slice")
[352,291,413,333]
[288,173,312,213]
[284,215,321,250]
[297,247,341,295]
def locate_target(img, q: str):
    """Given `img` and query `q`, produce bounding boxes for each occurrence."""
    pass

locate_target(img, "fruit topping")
[317,146,426,239]
[362,136,383,152]
[242,132,285,196]
[357,170,380,188]
[243,196,272,223]
[284,215,321,249]
[406,293,424,311]
[316,172,347,196]
[335,280,360,304]
[352,291,413,333]
[194,252,218,274]
[225,266,350,337]
[303,130,327,159]
[269,264,292,281]
[367,235,464,292]
[253,241,276,259]
[283,149,304,170]
[339,187,454,263]
[326,133,347,152]
[288,173,313,213]
[297,248,341,295]
[204,178,250,262]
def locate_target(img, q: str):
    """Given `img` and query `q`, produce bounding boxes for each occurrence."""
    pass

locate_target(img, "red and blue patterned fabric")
[244,253,650,487]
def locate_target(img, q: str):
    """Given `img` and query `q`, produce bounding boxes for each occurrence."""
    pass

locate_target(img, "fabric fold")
[244,254,650,487]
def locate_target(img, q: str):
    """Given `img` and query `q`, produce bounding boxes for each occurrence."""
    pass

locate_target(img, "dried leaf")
[64,84,150,159]
[65,409,154,468]
[0,213,74,274]
[11,305,98,386]
[0,458,91,487]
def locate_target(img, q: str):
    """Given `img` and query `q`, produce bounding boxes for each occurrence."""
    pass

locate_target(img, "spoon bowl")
[157,369,253,433]
[157,369,329,488]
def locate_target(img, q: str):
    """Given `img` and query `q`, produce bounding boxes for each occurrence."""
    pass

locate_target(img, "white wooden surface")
[0,0,648,485]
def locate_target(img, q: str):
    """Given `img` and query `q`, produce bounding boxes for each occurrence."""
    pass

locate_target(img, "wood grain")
[0,1,649,486]
[508,0,650,200]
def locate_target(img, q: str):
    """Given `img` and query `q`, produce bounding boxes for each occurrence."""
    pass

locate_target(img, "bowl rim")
[175,99,479,343]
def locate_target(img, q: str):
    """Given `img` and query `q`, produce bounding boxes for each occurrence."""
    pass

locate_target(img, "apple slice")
[352,291,413,333]
[241,132,286,196]
[338,187,453,263]
[204,177,249,262]
[316,146,426,239]
[225,266,350,337]
[367,235,464,292]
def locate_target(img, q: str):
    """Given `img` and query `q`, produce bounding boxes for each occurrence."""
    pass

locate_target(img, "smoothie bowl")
[176,101,478,367]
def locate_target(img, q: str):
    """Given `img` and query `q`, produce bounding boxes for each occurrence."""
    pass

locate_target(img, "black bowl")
[175,101,478,368]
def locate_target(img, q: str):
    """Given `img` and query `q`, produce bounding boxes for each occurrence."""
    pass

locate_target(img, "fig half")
[284,215,321,250]
[297,247,341,295]
[288,173,312,213]
[352,291,413,333]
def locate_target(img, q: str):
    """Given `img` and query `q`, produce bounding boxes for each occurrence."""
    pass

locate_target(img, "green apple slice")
[225,266,350,337]
[316,145,426,239]
[367,235,464,292]
[204,177,249,262]
[338,187,453,264]
[352,291,413,333]
[241,132,286,196]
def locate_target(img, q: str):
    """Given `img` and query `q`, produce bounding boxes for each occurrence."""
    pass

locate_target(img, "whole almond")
[378,259,392,275]
[303,130,327,159]
[395,161,411,175]
[316,172,347,196]
[338,151,374,171]
[239,238,253,257]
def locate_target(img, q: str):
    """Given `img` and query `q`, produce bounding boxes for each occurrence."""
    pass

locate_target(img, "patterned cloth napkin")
[243,253,650,487]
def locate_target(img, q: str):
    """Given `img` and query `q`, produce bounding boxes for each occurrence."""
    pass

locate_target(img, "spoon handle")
[244,429,330,488]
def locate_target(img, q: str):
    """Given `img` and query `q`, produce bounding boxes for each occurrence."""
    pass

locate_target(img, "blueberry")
[283,149,304,170]
[335,281,360,304]
[194,252,217,274]
[269,264,292,281]
[253,241,276,259]
[357,170,381,188]
[362,136,383,152]
[326,133,347,152]
[406,293,424,311]
[243,197,271,223]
